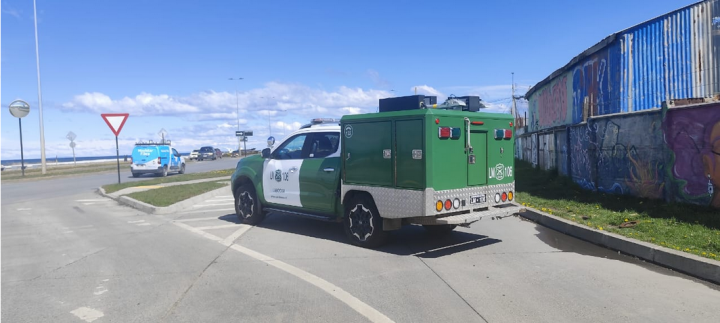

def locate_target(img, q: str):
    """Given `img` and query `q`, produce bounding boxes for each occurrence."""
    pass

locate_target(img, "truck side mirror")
[261,148,271,158]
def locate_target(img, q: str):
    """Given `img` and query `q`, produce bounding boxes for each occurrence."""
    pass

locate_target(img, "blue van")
[130,141,186,177]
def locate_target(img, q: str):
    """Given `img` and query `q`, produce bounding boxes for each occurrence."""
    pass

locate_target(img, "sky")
[1,0,694,160]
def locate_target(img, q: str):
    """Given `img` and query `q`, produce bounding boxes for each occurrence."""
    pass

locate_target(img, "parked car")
[231,150,240,157]
[214,148,223,159]
[189,149,200,160]
[130,141,185,177]
[197,146,216,161]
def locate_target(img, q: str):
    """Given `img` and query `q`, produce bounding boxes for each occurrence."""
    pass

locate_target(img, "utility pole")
[34,0,47,174]
[511,72,516,117]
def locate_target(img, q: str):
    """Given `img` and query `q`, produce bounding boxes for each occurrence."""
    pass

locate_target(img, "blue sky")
[1,0,693,160]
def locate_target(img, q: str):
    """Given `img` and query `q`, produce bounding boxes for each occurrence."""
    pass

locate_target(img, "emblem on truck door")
[344,125,353,138]
[274,170,282,182]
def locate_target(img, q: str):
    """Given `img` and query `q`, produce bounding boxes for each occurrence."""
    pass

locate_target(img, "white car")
[189,150,200,160]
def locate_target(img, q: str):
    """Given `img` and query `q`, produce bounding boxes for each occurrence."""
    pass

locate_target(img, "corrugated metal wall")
[620,0,720,112]
[527,0,720,128]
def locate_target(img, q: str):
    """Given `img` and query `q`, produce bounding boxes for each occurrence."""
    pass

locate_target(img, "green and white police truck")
[231,95,521,248]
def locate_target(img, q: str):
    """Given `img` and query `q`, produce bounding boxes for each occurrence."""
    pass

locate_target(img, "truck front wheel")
[343,195,388,248]
[235,183,265,225]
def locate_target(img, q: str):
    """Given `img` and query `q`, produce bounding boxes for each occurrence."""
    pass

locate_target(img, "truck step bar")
[407,204,525,226]
[263,208,340,223]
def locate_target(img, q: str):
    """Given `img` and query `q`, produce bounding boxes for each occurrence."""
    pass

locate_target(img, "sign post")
[101,113,129,184]
[9,100,31,176]
[236,130,253,157]
[66,131,77,166]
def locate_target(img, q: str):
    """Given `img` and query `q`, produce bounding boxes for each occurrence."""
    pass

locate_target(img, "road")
[2,162,720,322]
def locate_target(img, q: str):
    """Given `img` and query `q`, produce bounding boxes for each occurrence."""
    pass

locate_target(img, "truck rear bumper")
[407,204,524,226]
[131,167,163,174]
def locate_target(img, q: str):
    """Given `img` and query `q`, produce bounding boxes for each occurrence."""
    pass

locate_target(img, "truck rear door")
[467,129,488,186]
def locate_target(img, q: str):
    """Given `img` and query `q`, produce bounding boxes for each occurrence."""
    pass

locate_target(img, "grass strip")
[125,182,228,207]
[103,168,234,193]
[514,159,720,261]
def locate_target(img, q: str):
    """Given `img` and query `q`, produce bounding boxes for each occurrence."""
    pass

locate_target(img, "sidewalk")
[518,207,720,285]
[103,176,229,198]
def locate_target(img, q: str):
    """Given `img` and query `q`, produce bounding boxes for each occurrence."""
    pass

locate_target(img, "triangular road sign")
[101,113,129,136]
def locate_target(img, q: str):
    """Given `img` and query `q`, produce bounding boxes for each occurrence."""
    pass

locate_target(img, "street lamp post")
[33,0,47,174]
[229,77,243,152]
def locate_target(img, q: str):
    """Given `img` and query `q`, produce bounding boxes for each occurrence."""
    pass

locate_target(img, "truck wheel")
[422,224,457,235]
[179,163,186,174]
[235,183,265,225]
[132,172,140,178]
[161,165,168,177]
[343,195,388,248]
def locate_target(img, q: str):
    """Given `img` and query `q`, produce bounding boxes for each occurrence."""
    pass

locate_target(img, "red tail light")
[501,192,508,202]
[444,199,452,210]
[439,127,451,138]
[504,129,512,139]
[158,157,161,164]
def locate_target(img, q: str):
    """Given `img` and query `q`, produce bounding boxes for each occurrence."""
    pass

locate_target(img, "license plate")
[135,164,145,167]
[470,195,486,204]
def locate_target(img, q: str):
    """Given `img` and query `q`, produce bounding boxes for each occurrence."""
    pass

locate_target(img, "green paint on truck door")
[395,119,424,189]
[468,131,487,186]
[343,121,393,186]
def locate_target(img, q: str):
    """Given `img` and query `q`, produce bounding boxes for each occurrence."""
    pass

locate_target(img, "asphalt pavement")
[2,171,720,322]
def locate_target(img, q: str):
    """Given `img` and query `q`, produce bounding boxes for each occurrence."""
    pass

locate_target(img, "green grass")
[126,182,228,207]
[514,159,720,261]
[102,168,235,193]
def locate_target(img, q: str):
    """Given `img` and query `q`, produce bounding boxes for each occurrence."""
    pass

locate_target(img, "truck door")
[299,132,341,214]
[262,134,309,208]
[171,148,180,169]
[468,130,488,186]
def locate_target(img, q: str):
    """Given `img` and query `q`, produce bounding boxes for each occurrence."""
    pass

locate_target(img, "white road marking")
[177,208,235,215]
[16,208,32,211]
[174,216,223,222]
[93,287,108,295]
[74,225,94,229]
[63,231,74,234]
[83,203,96,206]
[215,195,232,198]
[137,223,152,226]
[195,224,243,231]
[172,223,394,323]
[70,307,104,322]
[193,203,234,207]
[127,220,145,224]
[75,199,109,202]
[204,198,235,202]
[102,279,109,282]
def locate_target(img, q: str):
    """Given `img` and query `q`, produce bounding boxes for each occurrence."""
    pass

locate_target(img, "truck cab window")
[273,134,308,160]
[308,133,339,158]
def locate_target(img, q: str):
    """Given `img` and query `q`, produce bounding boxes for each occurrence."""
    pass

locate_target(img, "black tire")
[132,172,140,178]
[422,224,457,235]
[179,163,186,174]
[161,165,168,177]
[343,195,388,248]
[235,183,265,225]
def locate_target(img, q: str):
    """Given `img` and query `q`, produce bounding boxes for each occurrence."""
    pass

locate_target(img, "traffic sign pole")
[115,136,120,184]
[19,118,25,177]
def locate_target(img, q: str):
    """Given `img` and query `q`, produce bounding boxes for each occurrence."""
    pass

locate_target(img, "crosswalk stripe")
[177,208,236,215]
[195,224,243,230]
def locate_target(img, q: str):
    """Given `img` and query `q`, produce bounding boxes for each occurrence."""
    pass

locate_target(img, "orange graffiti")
[625,148,664,200]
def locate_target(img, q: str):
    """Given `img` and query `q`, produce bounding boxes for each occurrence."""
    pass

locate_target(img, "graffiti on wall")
[664,105,720,207]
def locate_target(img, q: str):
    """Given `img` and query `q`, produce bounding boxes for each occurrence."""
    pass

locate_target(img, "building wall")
[527,0,720,132]
[518,103,720,208]
[663,104,720,207]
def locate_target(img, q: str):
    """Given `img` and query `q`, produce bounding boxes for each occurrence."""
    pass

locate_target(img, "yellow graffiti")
[625,147,664,199]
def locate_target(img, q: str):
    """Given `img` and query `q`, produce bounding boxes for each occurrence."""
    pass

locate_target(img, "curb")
[519,208,720,285]
[97,183,232,215]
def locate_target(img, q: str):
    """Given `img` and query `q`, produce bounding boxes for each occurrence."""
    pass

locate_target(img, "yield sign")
[101,113,129,136]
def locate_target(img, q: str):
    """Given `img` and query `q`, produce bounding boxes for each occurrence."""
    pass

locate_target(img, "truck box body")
[341,108,515,219]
